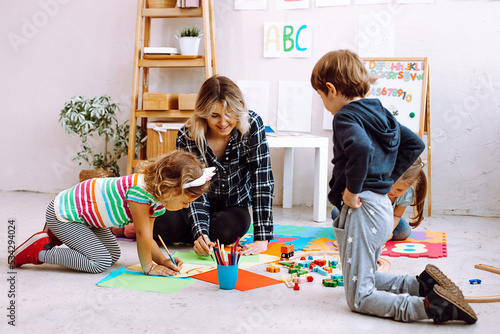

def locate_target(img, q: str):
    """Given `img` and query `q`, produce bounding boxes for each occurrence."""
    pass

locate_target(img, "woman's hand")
[193,234,214,256]
[240,240,268,255]
[342,188,362,209]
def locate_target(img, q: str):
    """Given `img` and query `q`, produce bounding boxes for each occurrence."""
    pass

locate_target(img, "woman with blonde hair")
[154,75,274,256]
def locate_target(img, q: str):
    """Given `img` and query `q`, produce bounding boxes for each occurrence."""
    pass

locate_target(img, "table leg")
[313,146,328,222]
[282,147,294,209]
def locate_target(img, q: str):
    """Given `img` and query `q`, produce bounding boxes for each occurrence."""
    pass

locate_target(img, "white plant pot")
[177,36,202,56]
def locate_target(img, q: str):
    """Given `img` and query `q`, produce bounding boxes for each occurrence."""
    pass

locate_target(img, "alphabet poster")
[263,22,312,58]
[277,81,312,132]
[363,58,428,135]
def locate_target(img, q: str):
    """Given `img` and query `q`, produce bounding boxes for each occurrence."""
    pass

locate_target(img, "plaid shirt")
[177,110,274,241]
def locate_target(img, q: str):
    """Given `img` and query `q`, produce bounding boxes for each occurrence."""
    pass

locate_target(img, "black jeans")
[153,206,251,245]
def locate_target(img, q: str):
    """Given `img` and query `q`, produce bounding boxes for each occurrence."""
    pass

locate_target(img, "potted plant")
[176,26,203,56]
[59,95,143,181]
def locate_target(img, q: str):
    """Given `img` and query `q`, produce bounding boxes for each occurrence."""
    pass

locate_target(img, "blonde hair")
[311,49,377,99]
[398,157,427,228]
[137,150,209,203]
[184,75,250,157]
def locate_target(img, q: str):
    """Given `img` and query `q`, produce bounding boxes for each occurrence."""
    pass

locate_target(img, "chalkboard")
[363,58,429,137]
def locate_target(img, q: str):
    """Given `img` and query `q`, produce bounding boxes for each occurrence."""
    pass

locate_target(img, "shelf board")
[135,110,193,118]
[142,8,202,18]
[138,57,205,68]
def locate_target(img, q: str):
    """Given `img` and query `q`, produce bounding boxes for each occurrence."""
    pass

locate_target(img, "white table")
[267,134,329,222]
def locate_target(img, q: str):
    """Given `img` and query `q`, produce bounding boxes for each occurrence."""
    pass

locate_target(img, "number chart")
[363,58,429,137]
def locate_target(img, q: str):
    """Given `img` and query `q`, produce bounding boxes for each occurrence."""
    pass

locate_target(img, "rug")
[242,224,447,259]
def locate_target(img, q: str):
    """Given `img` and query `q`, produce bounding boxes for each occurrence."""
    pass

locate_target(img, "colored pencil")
[158,235,177,268]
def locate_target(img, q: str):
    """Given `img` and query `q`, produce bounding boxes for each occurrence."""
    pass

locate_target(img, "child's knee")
[89,254,113,274]
[111,248,121,264]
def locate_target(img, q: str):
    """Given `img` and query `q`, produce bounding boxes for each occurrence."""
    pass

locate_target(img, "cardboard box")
[178,94,197,110]
[143,93,179,110]
[146,122,184,159]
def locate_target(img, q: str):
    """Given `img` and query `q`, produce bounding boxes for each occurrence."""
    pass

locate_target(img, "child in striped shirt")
[8,150,213,276]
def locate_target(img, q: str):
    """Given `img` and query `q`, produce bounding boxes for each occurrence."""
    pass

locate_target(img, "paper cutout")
[191,268,282,291]
[277,81,313,132]
[127,262,216,278]
[96,267,193,294]
[237,80,271,125]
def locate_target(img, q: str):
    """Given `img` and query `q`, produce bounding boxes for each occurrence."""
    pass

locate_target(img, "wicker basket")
[146,0,177,8]
[79,168,116,182]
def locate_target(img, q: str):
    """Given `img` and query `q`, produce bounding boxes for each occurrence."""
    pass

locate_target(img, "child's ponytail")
[409,161,427,228]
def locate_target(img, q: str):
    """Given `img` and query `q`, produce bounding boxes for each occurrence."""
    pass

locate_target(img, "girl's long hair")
[399,157,427,228]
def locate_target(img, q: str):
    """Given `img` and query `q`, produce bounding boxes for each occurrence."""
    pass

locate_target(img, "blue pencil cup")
[217,264,239,290]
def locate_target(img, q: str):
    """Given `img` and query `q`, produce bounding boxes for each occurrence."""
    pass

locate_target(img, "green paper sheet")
[97,267,193,294]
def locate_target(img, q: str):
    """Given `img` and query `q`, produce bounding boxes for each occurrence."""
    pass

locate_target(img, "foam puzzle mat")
[242,224,447,259]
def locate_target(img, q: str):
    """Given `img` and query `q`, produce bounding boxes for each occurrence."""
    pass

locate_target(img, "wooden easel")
[363,58,432,215]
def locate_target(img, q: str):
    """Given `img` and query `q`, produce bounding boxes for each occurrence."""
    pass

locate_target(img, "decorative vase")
[176,35,203,56]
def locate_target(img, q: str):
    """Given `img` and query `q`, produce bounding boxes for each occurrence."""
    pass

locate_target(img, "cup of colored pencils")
[214,239,241,290]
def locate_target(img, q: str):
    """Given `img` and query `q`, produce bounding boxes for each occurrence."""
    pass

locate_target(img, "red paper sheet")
[192,268,282,291]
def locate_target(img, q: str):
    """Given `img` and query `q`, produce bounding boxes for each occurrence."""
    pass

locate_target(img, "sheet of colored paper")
[127,263,216,278]
[97,267,193,293]
[191,268,282,291]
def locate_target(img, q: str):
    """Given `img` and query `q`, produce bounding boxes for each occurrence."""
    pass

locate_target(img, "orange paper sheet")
[191,268,282,291]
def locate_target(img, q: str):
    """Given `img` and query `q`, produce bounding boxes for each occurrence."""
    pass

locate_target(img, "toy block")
[284,281,295,288]
[266,265,280,273]
[337,279,344,286]
[316,267,329,276]
[322,279,337,287]
[314,259,327,267]
[297,270,308,276]
[331,274,343,280]
[309,263,317,270]
[294,276,307,284]
[307,256,314,260]
[324,267,333,274]
[293,282,300,290]
[299,261,311,268]
[306,275,314,282]
[469,279,482,284]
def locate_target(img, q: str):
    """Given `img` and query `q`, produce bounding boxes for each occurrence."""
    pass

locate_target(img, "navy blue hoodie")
[328,98,425,208]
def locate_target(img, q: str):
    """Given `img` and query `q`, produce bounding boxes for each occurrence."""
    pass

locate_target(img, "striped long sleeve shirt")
[54,174,165,228]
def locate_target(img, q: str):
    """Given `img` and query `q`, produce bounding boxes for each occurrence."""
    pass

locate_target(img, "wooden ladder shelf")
[126,0,218,174]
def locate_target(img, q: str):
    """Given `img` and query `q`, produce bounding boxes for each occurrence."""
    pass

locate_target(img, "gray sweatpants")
[333,191,429,322]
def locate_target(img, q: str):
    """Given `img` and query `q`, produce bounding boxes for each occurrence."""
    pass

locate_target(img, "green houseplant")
[177,26,203,56]
[59,95,143,180]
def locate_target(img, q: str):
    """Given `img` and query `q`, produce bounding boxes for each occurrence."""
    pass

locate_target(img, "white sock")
[38,250,47,262]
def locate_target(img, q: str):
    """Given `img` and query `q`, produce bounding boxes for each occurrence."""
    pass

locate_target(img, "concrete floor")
[1,190,499,333]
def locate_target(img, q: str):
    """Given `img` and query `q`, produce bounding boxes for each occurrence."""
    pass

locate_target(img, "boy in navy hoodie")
[311,50,477,324]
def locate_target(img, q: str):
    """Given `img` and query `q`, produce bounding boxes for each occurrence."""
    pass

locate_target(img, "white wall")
[1,0,499,217]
